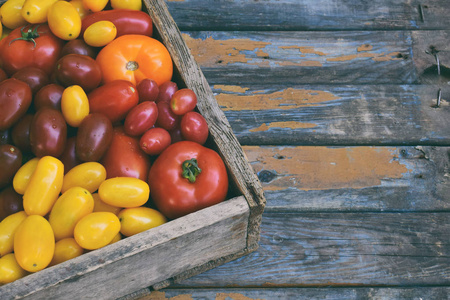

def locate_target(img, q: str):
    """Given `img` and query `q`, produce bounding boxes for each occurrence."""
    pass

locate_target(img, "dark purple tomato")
[169,127,183,144]
[157,81,178,103]
[11,114,33,153]
[139,127,171,156]
[0,144,22,189]
[30,107,67,157]
[137,78,159,103]
[76,113,113,162]
[34,83,65,111]
[180,111,209,145]
[0,78,32,130]
[0,129,12,145]
[0,68,7,82]
[59,136,82,174]
[0,186,23,221]
[124,101,158,136]
[55,54,102,92]
[155,101,179,131]
[61,39,97,58]
[12,67,49,95]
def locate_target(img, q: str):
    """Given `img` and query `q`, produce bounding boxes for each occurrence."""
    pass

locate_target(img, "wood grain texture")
[181,30,416,85]
[0,197,249,300]
[171,211,450,287]
[244,146,450,211]
[138,287,450,299]
[165,0,450,31]
[211,84,450,145]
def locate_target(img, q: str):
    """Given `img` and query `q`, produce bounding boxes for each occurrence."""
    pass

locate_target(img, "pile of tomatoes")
[0,0,229,285]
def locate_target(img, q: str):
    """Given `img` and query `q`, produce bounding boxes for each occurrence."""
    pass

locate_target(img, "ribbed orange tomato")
[96,34,173,86]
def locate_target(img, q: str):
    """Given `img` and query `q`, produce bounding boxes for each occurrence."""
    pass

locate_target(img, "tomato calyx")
[126,61,139,71]
[182,158,202,183]
[9,25,41,48]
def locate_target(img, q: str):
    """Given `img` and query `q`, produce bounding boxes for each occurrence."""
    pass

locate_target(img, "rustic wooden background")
[140,0,450,298]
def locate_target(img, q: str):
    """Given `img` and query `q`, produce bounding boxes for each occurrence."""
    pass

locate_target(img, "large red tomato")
[0,24,63,76]
[148,141,228,219]
[101,128,151,181]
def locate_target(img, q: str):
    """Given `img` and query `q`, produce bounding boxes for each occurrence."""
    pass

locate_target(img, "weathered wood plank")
[244,146,450,211]
[165,0,450,31]
[182,30,417,85]
[212,84,450,146]
[172,212,450,287]
[132,287,450,300]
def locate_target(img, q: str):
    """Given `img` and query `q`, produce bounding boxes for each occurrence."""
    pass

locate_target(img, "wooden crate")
[0,0,266,298]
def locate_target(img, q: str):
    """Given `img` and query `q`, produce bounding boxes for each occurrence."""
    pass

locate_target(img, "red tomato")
[170,88,197,115]
[0,78,32,131]
[155,101,179,131]
[180,111,209,145]
[124,101,158,136]
[12,67,49,95]
[101,128,151,181]
[88,80,139,123]
[0,24,63,76]
[96,35,173,86]
[157,81,178,103]
[136,78,159,103]
[139,127,171,156]
[55,54,102,92]
[81,9,152,37]
[148,141,228,219]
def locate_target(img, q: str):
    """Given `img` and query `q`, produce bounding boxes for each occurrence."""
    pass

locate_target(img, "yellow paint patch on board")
[244,146,410,191]
[214,85,249,93]
[279,45,327,56]
[145,291,193,299]
[249,121,317,132]
[357,44,373,52]
[327,51,401,62]
[182,34,271,67]
[277,60,323,67]
[216,87,340,111]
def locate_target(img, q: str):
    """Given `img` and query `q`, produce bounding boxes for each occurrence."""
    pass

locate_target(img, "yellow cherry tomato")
[69,0,91,19]
[110,0,141,11]
[118,207,166,237]
[62,162,106,194]
[74,212,121,250]
[0,253,28,284]
[108,232,121,245]
[49,238,84,266]
[83,20,117,47]
[92,193,121,215]
[61,85,89,127]
[14,215,55,272]
[47,1,82,40]
[98,177,150,208]
[21,0,59,24]
[12,157,39,195]
[49,187,94,241]
[0,0,28,29]
[23,156,64,216]
[82,0,108,12]
[0,211,27,256]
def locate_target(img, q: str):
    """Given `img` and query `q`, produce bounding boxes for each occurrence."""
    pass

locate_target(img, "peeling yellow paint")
[216,292,264,300]
[214,85,249,93]
[249,121,317,132]
[182,34,271,67]
[279,45,327,56]
[145,291,193,300]
[244,146,410,191]
[357,44,373,52]
[216,87,340,111]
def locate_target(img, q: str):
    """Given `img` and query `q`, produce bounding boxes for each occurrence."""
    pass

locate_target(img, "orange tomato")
[96,34,173,87]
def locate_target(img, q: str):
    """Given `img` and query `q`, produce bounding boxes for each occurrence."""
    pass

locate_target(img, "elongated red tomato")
[81,9,152,37]
[88,80,139,123]
[148,141,228,219]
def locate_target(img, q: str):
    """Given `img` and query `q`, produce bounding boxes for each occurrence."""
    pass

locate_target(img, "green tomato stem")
[182,158,202,183]
[9,25,41,48]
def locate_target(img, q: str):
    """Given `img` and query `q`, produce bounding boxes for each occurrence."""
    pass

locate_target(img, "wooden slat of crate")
[0,197,249,299]
[165,0,450,31]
